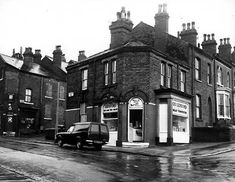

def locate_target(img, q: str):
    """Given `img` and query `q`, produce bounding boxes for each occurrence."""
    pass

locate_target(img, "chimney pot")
[182,23,186,31]
[163,3,167,13]
[198,43,200,48]
[127,11,131,20]
[158,4,162,13]
[56,45,61,51]
[35,49,41,54]
[207,34,211,40]
[203,34,207,41]
[227,38,230,44]
[187,23,190,30]
[211,33,215,40]
[192,21,195,29]
[220,39,223,45]
[224,38,227,45]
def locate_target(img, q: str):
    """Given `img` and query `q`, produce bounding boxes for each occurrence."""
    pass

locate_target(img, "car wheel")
[57,139,63,147]
[76,141,83,149]
[95,144,102,151]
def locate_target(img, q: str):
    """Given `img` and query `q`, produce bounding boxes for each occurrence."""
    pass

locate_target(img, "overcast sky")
[0,0,234,61]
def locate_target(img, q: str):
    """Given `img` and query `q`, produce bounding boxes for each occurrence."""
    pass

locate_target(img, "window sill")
[59,98,66,101]
[45,96,53,99]
[44,118,52,120]
[207,83,213,87]
[195,79,202,83]
[103,83,118,89]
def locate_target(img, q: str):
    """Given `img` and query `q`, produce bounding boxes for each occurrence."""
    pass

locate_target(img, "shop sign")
[129,98,143,109]
[103,103,118,113]
[172,100,188,117]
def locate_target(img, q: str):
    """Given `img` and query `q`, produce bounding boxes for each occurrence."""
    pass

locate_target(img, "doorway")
[128,98,144,142]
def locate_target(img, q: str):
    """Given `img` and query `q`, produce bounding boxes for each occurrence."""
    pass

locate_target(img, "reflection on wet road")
[0,140,234,181]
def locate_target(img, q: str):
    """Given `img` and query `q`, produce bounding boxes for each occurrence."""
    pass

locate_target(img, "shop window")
[196,94,201,119]
[227,72,230,88]
[46,83,52,97]
[160,62,166,86]
[82,69,88,90]
[180,70,186,92]
[167,65,172,88]
[112,60,116,84]
[104,62,109,86]
[102,103,118,131]
[195,57,201,80]
[25,88,32,102]
[207,63,212,85]
[59,85,65,99]
[217,66,223,85]
[173,115,187,132]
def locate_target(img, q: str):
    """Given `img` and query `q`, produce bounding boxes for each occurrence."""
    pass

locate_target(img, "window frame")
[25,88,32,103]
[180,70,186,92]
[160,62,166,86]
[217,91,231,119]
[195,57,201,81]
[104,62,109,86]
[196,94,201,119]
[167,65,172,88]
[226,72,230,88]
[82,69,88,90]
[111,60,116,84]
[59,85,65,99]
[45,83,52,97]
[217,66,223,86]
[207,63,212,85]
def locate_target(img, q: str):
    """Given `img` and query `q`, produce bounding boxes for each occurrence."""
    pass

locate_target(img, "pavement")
[1,134,235,158]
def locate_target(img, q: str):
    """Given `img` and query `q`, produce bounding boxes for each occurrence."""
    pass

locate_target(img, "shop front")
[101,102,118,145]
[156,89,192,145]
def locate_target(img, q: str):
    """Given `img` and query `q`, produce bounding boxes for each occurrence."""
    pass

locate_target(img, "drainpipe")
[214,59,217,126]
[55,81,60,139]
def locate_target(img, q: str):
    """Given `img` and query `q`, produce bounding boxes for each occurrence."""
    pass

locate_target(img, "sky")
[0,0,234,61]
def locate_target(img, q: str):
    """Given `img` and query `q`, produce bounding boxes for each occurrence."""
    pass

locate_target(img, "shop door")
[129,109,143,142]
[159,103,168,143]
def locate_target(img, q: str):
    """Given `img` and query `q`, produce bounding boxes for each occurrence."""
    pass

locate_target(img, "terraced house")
[66,5,235,146]
[0,46,67,136]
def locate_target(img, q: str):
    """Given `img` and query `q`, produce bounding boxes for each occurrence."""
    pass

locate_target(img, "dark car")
[55,122,109,150]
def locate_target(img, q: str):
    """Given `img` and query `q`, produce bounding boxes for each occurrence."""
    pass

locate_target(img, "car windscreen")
[67,126,75,132]
[101,125,108,133]
[74,124,89,131]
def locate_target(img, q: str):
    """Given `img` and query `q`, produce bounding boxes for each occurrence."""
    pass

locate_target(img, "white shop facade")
[156,89,192,145]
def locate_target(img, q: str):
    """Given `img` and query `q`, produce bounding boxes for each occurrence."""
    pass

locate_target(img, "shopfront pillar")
[167,98,173,145]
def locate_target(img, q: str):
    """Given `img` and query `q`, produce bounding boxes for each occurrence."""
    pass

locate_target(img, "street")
[0,139,235,181]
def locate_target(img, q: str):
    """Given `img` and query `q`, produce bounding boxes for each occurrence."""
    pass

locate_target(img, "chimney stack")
[23,47,34,65]
[109,7,133,49]
[218,37,232,62]
[53,45,63,68]
[179,22,198,46]
[154,3,169,33]
[201,33,217,55]
[34,49,42,64]
[78,50,87,62]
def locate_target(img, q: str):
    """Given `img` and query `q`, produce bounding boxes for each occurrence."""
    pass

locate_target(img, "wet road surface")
[0,139,235,181]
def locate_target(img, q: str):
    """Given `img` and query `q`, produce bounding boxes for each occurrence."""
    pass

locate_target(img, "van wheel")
[95,144,102,151]
[57,139,63,147]
[76,141,83,149]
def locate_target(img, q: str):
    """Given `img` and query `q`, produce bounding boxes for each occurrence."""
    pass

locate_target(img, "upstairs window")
[160,62,166,86]
[217,66,223,85]
[112,60,116,84]
[180,70,186,92]
[46,83,52,97]
[25,89,32,102]
[227,72,230,88]
[59,85,65,99]
[104,62,109,86]
[167,65,172,88]
[207,63,212,85]
[195,58,201,80]
[82,69,88,90]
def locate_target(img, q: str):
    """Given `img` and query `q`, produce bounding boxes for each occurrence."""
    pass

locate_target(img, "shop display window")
[173,115,187,132]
